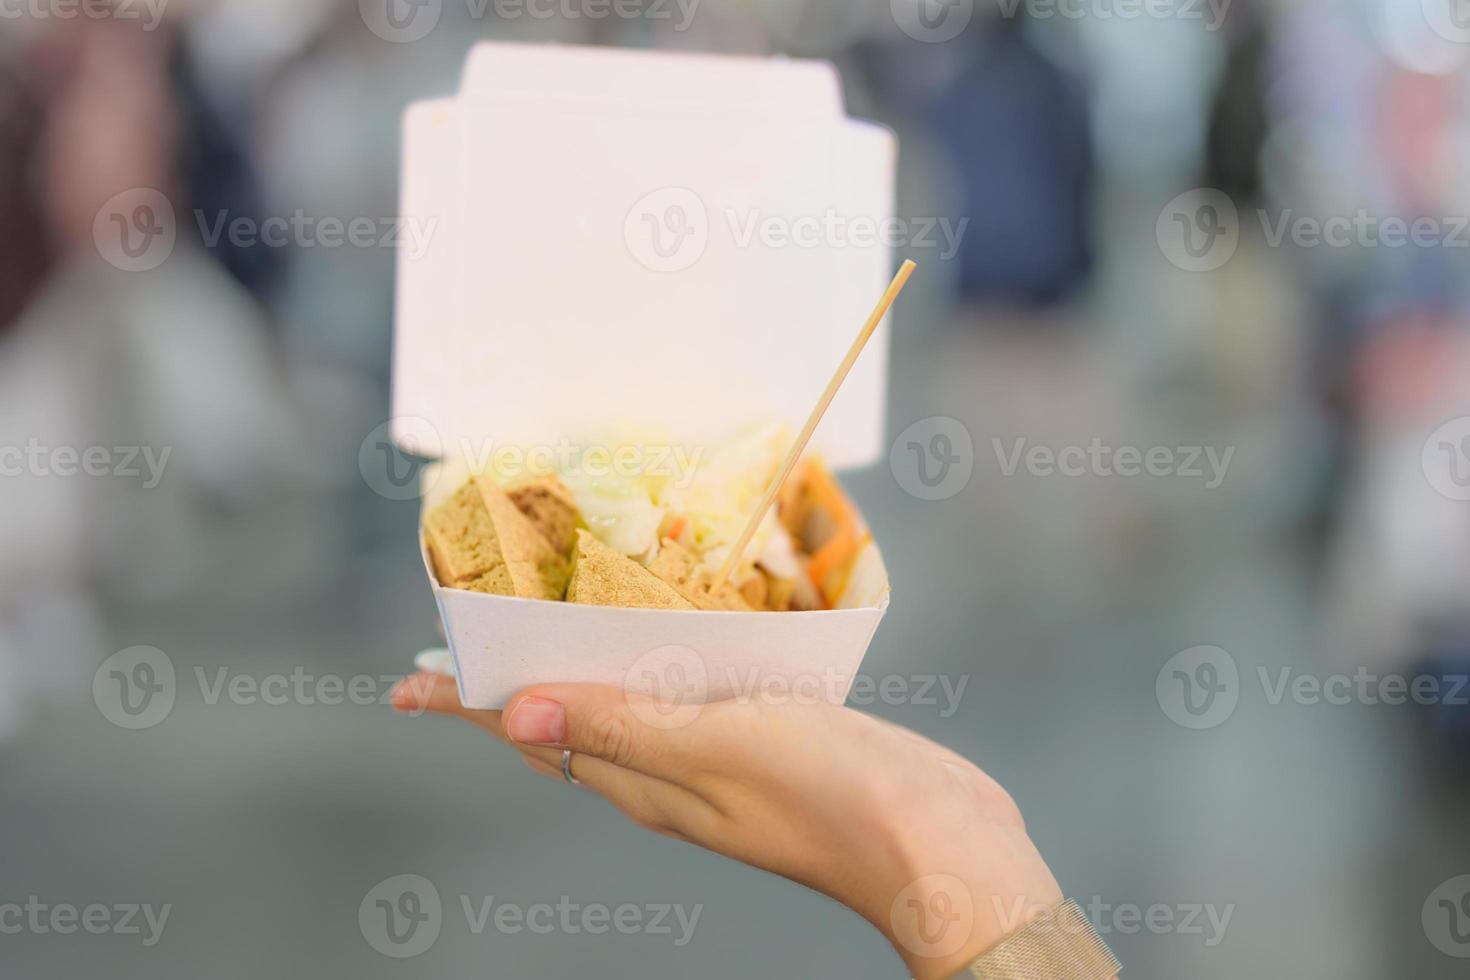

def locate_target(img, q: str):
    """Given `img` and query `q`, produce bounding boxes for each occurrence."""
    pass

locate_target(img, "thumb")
[502,684,694,778]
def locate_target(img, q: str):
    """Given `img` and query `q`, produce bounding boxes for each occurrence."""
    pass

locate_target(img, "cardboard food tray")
[394,42,897,709]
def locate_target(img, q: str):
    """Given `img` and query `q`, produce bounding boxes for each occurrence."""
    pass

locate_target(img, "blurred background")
[3,0,1470,976]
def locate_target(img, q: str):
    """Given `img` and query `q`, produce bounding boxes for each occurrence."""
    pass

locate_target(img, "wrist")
[877,827,1064,980]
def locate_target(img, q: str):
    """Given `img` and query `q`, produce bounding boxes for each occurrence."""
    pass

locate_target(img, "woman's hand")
[391,673,1062,979]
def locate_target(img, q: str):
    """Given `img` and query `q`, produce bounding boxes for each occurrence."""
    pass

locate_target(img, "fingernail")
[506,697,566,745]
[390,680,414,712]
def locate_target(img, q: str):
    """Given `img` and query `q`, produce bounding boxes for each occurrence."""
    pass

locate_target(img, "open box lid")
[393,43,897,470]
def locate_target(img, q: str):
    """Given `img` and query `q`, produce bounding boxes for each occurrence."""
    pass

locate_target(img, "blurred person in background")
[0,8,340,739]
[0,13,184,737]
[1261,0,1470,758]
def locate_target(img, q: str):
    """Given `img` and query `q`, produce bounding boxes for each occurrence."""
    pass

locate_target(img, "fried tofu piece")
[424,481,517,595]
[423,476,569,600]
[508,475,580,556]
[567,530,694,610]
[648,539,754,612]
[475,475,569,599]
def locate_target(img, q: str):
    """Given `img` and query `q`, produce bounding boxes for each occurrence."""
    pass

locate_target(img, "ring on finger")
[561,749,580,785]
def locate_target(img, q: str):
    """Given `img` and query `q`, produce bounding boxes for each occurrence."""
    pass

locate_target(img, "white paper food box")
[394,42,897,709]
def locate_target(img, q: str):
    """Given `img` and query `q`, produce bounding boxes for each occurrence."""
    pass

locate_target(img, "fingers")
[392,674,715,841]
[390,673,506,740]
[510,742,708,843]
[499,683,698,780]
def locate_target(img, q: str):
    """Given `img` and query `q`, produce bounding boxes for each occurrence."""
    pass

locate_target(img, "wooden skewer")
[711,259,918,590]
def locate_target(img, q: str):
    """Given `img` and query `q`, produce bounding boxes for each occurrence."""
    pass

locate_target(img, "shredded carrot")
[808,529,855,592]
[803,461,861,595]
[827,531,872,607]
[667,516,688,542]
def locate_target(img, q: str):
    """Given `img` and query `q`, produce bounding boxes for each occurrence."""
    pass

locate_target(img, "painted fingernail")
[506,697,566,745]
